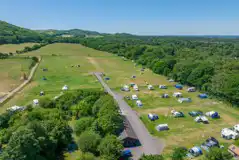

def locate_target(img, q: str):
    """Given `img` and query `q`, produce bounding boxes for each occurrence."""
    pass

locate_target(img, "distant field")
[0,43,37,53]
[1,43,239,155]
[0,58,31,97]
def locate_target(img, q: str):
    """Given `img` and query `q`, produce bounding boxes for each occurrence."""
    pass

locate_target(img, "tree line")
[77,36,239,106]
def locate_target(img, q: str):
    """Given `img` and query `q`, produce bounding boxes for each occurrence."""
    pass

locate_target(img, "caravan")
[221,128,239,140]
[173,92,182,98]
[155,124,169,131]
[178,98,192,103]
[131,95,138,100]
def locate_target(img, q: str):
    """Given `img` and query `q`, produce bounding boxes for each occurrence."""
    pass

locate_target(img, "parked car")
[121,149,132,157]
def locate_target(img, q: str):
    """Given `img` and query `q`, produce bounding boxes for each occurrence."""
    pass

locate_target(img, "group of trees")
[78,36,239,106]
[0,90,124,160]
[39,90,124,159]
[0,107,72,160]
[0,52,11,59]
[16,43,49,54]
[72,94,124,159]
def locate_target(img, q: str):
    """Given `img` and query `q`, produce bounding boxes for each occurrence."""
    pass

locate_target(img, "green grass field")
[1,43,239,155]
[0,58,31,96]
[0,43,37,53]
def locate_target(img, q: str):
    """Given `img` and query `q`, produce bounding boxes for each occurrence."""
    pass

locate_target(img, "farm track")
[94,72,165,159]
[0,56,41,104]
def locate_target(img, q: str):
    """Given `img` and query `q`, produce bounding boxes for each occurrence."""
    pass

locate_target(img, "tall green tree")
[98,135,123,159]
[78,131,101,154]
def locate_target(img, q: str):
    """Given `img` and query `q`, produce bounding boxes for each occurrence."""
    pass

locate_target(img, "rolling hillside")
[35,28,103,37]
[0,20,43,44]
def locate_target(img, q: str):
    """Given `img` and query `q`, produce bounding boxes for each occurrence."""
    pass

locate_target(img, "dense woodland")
[0,90,124,160]
[78,36,239,106]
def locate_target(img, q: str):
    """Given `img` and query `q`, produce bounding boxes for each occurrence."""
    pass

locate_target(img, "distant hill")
[36,29,103,37]
[0,20,43,44]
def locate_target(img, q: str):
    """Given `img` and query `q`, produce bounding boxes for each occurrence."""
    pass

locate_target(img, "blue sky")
[0,0,239,35]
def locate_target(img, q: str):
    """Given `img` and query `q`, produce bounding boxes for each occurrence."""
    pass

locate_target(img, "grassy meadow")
[0,58,32,96]
[0,43,37,53]
[1,43,239,155]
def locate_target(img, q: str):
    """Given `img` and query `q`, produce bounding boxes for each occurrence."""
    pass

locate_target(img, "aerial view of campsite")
[0,1,239,160]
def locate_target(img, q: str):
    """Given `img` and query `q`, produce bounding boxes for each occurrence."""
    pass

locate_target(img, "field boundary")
[0,56,42,105]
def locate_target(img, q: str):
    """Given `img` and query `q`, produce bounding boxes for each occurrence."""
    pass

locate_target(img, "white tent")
[187,87,196,92]
[159,85,167,89]
[173,92,182,97]
[178,98,191,103]
[133,84,139,91]
[194,116,208,123]
[123,85,130,91]
[132,94,138,100]
[33,99,39,105]
[168,79,174,82]
[156,124,169,131]
[62,85,68,91]
[136,100,143,107]
[205,111,216,117]
[221,128,239,140]
[148,85,154,90]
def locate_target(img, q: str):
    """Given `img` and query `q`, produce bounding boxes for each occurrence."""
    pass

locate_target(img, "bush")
[171,147,187,160]
[204,147,233,160]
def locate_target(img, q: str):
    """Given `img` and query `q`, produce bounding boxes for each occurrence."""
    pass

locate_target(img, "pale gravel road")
[94,72,165,160]
[0,57,41,104]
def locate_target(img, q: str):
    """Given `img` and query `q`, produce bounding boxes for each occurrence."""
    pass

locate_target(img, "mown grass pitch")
[0,43,37,53]
[1,43,239,154]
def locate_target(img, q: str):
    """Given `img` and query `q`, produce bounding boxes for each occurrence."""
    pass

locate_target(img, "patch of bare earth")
[87,57,104,72]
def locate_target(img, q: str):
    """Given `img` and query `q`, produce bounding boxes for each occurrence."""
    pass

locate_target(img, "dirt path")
[0,56,41,104]
[87,57,104,71]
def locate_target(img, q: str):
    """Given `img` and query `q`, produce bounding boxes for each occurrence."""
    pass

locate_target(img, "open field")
[0,43,103,112]
[0,43,37,53]
[0,58,31,97]
[1,43,239,156]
